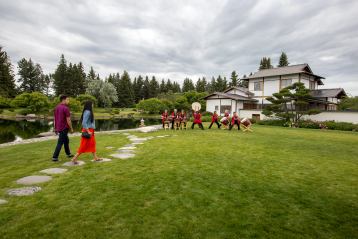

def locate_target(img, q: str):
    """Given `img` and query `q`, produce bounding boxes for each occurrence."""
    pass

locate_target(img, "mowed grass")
[0,125,357,238]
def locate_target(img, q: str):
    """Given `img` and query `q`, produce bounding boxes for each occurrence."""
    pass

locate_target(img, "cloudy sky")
[1,0,358,95]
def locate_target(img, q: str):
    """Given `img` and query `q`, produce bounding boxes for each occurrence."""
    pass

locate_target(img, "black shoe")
[52,158,59,162]
[67,154,74,158]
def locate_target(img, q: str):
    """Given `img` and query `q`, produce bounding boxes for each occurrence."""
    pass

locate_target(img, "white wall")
[206,99,220,113]
[305,112,358,123]
[238,110,358,124]
[226,89,248,97]
[264,76,280,96]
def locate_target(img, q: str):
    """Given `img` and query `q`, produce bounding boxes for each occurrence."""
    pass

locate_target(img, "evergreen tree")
[172,81,181,93]
[76,62,86,93]
[53,54,68,96]
[209,76,216,93]
[159,79,167,94]
[17,58,46,93]
[259,57,273,70]
[149,76,159,98]
[195,77,207,92]
[216,75,226,92]
[0,46,16,97]
[43,74,52,96]
[117,70,134,107]
[87,66,97,81]
[140,76,150,100]
[133,75,144,102]
[278,52,289,67]
[166,79,173,92]
[182,78,195,92]
[230,71,238,87]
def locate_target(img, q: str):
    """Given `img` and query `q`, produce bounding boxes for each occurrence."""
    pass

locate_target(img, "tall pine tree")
[0,46,16,97]
[17,58,46,93]
[117,70,134,107]
[278,52,289,67]
[230,71,238,87]
[53,54,68,96]
[182,78,195,92]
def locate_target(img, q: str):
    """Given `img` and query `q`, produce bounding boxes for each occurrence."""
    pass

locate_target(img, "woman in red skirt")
[72,101,102,163]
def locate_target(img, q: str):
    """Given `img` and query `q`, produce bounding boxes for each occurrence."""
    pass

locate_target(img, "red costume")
[161,112,168,123]
[231,115,241,125]
[211,112,218,122]
[193,112,202,124]
[180,112,187,121]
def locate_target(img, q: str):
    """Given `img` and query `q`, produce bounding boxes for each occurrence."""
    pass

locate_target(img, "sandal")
[94,158,103,162]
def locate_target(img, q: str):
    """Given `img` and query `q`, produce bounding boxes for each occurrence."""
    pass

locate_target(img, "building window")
[309,81,315,90]
[281,79,292,89]
[254,81,263,91]
[243,103,258,110]
[215,105,219,111]
[220,105,231,114]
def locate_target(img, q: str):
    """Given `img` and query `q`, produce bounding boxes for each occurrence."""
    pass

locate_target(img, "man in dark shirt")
[52,95,74,161]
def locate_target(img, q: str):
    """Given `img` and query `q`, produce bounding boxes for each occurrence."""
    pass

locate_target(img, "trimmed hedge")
[258,119,358,132]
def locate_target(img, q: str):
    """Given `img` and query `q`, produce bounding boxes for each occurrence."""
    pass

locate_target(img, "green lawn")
[0,125,357,238]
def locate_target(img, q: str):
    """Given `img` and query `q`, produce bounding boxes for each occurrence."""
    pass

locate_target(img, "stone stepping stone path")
[0,199,8,205]
[40,168,68,175]
[118,149,135,154]
[120,146,137,150]
[17,175,52,185]
[63,161,85,167]
[132,142,144,145]
[105,146,115,149]
[91,158,112,162]
[7,186,42,196]
[110,153,136,159]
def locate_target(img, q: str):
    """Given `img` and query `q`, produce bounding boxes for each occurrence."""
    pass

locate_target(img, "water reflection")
[0,118,161,144]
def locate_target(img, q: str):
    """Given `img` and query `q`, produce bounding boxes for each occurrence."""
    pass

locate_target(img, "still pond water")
[0,118,161,144]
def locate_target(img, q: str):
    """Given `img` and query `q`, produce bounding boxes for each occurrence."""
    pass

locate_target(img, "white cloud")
[0,0,358,95]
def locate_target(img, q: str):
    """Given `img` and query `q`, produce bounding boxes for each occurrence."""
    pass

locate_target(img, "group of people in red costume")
[162,109,251,131]
[209,110,242,130]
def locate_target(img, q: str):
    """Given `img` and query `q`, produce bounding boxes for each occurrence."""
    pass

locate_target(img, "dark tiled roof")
[310,88,347,98]
[247,64,325,84]
[203,92,258,102]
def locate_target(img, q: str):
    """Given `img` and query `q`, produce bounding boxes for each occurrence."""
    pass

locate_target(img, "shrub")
[0,109,3,114]
[18,108,32,115]
[77,94,98,106]
[324,121,357,131]
[112,109,120,114]
[297,120,321,129]
[68,98,82,112]
[136,98,165,114]
[0,96,11,109]
[257,119,288,127]
[11,92,49,113]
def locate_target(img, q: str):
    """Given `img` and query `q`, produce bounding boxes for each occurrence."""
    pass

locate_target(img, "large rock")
[40,168,67,175]
[92,158,112,162]
[17,175,52,185]
[7,186,42,196]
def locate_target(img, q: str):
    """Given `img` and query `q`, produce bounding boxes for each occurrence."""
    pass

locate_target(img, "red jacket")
[161,112,168,123]
[193,112,202,124]
[211,113,218,122]
[231,115,241,125]
[180,112,187,121]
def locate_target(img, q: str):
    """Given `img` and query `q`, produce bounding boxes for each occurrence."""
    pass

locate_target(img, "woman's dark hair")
[80,101,94,123]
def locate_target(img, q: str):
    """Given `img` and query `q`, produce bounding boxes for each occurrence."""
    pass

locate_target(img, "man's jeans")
[52,128,71,159]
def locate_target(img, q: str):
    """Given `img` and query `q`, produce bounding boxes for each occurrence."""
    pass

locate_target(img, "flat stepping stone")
[157,135,165,138]
[17,175,52,185]
[7,186,42,196]
[105,146,115,149]
[132,142,144,145]
[110,153,135,159]
[120,146,136,150]
[0,199,8,205]
[123,133,130,135]
[118,149,135,154]
[62,161,85,167]
[91,158,112,162]
[40,168,68,175]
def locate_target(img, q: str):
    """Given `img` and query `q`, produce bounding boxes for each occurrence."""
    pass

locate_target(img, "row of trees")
[259,52,290,70]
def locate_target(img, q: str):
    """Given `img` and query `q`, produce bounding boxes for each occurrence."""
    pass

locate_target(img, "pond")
[0,118,162,144]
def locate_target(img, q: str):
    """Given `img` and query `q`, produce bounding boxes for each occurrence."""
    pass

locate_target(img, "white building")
[204,64,347,120]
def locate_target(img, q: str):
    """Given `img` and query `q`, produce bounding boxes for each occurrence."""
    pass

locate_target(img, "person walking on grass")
[52,95,74,162]
[71,101,102,164]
